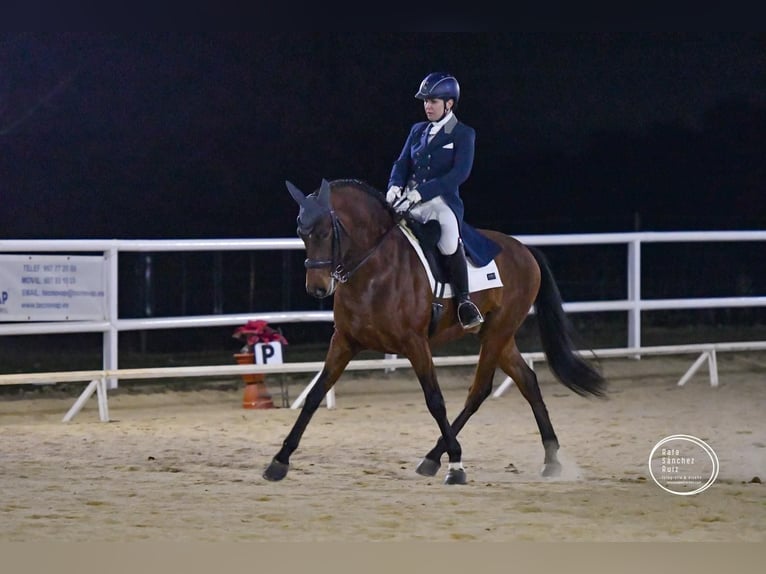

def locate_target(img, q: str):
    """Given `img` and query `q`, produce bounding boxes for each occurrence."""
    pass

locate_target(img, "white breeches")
[408,196,459,255]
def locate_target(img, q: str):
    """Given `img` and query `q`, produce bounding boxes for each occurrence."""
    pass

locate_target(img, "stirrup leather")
[457,298,483,329]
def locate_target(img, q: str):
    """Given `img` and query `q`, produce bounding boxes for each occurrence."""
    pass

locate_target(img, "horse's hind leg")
[498,344,562,477]
[417,342,499,478]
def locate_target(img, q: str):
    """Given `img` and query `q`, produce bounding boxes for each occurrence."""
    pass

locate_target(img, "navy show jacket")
[388,115,500,267]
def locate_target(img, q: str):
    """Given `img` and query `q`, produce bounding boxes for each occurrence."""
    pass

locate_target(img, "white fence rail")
[1,231,764,421]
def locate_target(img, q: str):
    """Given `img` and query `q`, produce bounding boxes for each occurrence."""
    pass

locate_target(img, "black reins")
[303,210,397,284]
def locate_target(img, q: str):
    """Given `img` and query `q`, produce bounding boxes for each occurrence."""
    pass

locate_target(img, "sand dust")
[0,353,763,541]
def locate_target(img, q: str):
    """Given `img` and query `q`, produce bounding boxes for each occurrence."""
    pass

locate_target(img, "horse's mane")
[329,178,396,218]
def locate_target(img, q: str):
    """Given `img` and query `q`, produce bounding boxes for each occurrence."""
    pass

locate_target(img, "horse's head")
[287,178,396,299]
[286,179,340,298]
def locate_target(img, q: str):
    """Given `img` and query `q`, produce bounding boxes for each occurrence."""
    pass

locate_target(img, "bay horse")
[264,178,606,484]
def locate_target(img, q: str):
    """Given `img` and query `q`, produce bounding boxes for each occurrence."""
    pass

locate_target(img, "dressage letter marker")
[254,342,283,365]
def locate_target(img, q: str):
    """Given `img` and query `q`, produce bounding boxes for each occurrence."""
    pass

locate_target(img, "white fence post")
[104,246,120,390]
[627,238,641,351]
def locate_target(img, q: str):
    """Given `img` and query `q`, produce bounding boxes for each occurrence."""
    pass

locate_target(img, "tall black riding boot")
[446,243,484,329]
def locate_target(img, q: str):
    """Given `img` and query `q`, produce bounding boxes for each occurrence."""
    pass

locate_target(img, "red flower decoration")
[233,320,288,350]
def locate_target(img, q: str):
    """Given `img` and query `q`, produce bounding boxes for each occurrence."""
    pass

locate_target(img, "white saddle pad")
[398,222,503,299]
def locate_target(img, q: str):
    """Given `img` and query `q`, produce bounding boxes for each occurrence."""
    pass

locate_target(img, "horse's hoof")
[541,461,562,477]
[444,468,467,485]
[263,459,289,481]
[415,457,441,477]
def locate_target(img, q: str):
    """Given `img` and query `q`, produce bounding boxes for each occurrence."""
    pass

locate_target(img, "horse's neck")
[334,191,393,248]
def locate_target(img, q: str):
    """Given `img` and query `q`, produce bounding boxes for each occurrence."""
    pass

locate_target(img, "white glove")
[405,189,422,204]
[394,188,423,213]
[385,186,402,204]
[393,190,421,213]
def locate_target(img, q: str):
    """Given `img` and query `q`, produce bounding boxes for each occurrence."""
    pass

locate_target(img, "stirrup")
[457,299,484,329]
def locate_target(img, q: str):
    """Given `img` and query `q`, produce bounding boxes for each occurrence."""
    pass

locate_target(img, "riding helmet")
[414,72,460,103]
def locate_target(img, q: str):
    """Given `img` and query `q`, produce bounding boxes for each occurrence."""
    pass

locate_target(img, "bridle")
[302,210,397,284]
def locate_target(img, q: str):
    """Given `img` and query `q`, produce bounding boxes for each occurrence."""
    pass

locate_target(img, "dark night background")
[1,32,764,238]
[1,33,764,363]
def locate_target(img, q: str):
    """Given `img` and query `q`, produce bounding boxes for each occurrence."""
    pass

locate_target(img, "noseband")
[303,210,396,283]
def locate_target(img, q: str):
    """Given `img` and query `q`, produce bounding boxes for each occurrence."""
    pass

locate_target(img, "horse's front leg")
[416,345,497,478]
[409,342,466,485]
[263,332,357,482]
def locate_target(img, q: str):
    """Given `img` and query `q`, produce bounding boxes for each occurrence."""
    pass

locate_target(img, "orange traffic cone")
[234,352,274,409]
[242,377,274,409]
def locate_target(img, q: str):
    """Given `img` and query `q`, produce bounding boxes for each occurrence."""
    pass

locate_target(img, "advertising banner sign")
[0,255,107,321]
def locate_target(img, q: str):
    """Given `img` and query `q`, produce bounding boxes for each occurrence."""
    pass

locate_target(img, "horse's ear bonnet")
[286,179,332,233]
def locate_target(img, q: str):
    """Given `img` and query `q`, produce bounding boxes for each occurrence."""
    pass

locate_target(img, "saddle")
[398,213,503,336]
[400,215,450,335]
[403,217,450,283]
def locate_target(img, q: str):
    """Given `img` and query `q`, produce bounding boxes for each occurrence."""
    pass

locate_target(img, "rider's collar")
[429,111,454,134]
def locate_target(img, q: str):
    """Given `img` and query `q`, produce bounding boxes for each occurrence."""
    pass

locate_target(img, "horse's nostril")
[308,287,327,299]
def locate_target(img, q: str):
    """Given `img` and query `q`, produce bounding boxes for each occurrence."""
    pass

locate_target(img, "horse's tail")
[528,245,607,397]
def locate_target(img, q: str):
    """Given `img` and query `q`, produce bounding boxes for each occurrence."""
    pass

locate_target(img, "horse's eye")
[317,229,331,241]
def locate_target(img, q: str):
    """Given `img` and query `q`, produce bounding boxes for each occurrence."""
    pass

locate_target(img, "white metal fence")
[1,231,764,421]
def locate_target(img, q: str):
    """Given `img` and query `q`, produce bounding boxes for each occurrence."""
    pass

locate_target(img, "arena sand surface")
[0,353,763,542]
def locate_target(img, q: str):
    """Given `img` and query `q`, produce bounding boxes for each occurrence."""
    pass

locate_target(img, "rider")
[386,72,483,329]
